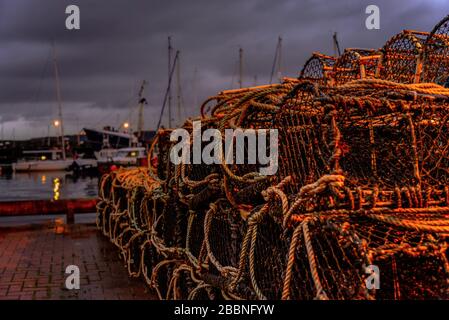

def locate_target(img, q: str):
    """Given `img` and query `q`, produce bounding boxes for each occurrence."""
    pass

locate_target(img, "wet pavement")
[0,215,156,300]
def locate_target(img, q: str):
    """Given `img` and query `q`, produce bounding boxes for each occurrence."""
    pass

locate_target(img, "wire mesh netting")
[333,48,380,85]
[299,52,336,85]
[423,14,449,84]
[379,30,428,84]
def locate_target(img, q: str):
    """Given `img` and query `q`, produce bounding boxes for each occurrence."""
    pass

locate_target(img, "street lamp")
[54,120,60,127]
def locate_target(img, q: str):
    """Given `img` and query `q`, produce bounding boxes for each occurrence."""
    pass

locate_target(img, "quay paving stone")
[0,221,156,300]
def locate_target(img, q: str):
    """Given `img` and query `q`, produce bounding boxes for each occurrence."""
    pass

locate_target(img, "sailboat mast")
[277,36,282,82]
[238,47,243,88]
[333,32,341,57]
[270,36,283,84]
[176,51,182,125]
[168,36,173,128]
[52,43,66,160]
[137,80,147,138]
[193,67,198,108]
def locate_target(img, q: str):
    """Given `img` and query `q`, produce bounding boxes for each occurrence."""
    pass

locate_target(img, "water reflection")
[53,177,60,200]
[0,171,98,201]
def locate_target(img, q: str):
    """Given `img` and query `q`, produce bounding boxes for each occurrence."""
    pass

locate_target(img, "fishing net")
[96,14,449,300]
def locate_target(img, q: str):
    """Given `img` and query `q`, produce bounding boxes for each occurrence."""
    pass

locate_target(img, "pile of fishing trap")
[97,15,449,300]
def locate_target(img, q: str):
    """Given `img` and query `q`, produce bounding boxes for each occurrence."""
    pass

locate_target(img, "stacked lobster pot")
[97,14,449,300]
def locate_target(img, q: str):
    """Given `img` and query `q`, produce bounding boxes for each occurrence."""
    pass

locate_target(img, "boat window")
[116,150,140,157]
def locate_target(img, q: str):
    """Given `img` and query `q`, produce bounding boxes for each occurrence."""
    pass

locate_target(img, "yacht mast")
[238,47,243,88]
[168,36,173,128]
[193,67,198,108]
[333,32,342,57]
[176,52,182,125]
[52,42,66,160]
[270,36,283,84]
[137,80,147,139]
[277,36,282,82]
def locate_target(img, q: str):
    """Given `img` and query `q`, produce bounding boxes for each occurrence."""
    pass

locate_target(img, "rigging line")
[238,47,243,88]
[193,67,198,109]
[277,36,282,82]
[128,80,148,131]
[32,46,52,104]
[168,36,173,128]
[156,51,179,131]
[270,37,280,84]
[112,81,142,129]
[180,85,186,121]
[92,94,135,129]
[121,82,143,128]
[29,46,52,124]
[176,52,182,125]
[230,60,238,89]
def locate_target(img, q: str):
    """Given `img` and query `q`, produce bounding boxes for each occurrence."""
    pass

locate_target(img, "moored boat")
[12,150,97,172]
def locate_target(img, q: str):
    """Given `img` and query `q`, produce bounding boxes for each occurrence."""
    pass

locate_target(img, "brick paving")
[0,218,156,300]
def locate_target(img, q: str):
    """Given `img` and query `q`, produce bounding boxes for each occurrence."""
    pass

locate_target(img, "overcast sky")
[0,0,448,139]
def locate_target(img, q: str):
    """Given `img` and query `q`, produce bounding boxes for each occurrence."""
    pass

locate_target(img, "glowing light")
[123,122,129,129]
[41,175,47,184]
[131,152,137,157]
[54,218,65,234]
[54,120,60,127]
[53,178,60,200]
[41,155,47,161]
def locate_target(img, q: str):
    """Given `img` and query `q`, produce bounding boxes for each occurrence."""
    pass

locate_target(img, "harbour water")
[0,171,98,201]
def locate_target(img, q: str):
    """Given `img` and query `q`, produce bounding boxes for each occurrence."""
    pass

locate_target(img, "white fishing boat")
[96,147,146,166]
[13,150,73,172]
[13,150,98,172]
[110,147,146,165]
[94,148,119,162]
[96,147,146,174]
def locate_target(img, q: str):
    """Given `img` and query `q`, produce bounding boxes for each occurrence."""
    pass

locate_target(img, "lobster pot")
[299,52,336,85]
[423,14,449,84]
[322,86,449,189]
[379,30,428,84]
[284,217,368,300]
[284,208,449,300]
[231,207,289,300]
[155,130,173,182]
[177,122,222,190]
[201,201,247,293]
[274,82,449,193]
[333,49,380,85]
[342,214,449,299]
[274,83,332,195]
[203,202,243,271]
[198,81,297,199]
[96,173,114,235]
[96,174,131,272]
[276,83,449,299]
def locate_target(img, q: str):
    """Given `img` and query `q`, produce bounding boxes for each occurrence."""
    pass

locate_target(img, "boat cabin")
[20,150,64,161]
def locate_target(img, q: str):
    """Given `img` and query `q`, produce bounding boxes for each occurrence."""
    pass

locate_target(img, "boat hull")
[13,160,75,172]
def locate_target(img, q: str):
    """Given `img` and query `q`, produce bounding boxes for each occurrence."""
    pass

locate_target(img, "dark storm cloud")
[0,0,448,139]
